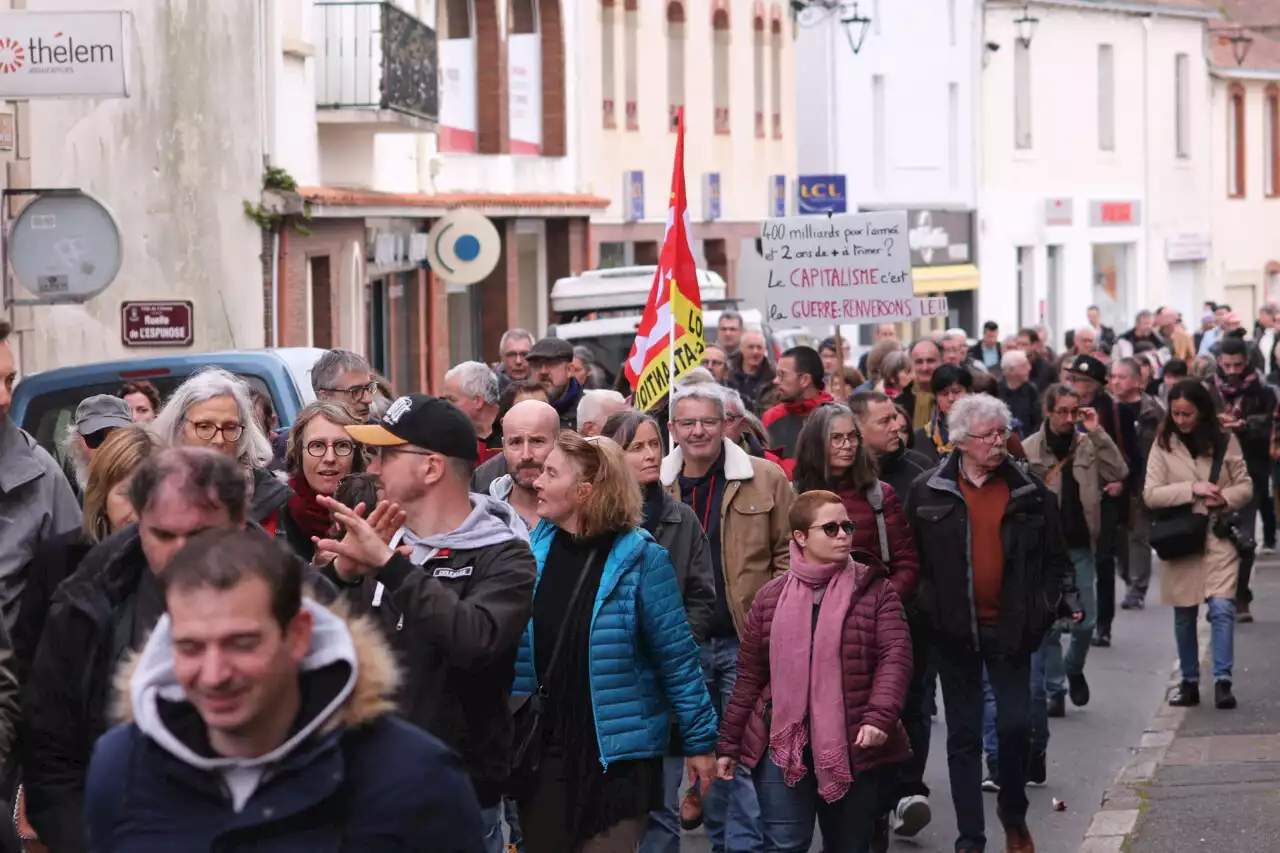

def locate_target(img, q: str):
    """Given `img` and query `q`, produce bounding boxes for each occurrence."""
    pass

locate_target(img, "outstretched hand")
[313,497,407,578]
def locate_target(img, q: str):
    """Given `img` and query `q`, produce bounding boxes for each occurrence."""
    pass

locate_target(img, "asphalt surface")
[683,573,1176,853]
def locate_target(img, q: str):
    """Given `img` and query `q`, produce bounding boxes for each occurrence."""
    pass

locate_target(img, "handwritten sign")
[761,211,949,324]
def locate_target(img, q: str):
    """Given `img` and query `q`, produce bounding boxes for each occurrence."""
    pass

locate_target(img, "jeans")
[1261,469,1276,548]
[481,805,505,853]
[937,627,1032,850]
[754,753,891,853]
[1174,597,1235,683]
[1121,499,1153,598]
[639,757,686,853]
[1235,497,1259,607]
[1044,547,1098,697]
[1095,494,1124,632]
[891,615,935,803]
[699,636,763,853]
[982,633,1053,763]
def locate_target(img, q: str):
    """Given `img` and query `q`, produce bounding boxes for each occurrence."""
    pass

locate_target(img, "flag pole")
[667,109,683,454]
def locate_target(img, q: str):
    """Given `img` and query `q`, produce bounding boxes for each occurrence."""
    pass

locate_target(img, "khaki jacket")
[1143,433,1253,607]
[662,439,794,635]
[1022,426,1129,545]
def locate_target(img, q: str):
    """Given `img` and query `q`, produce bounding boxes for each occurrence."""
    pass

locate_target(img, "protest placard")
[761,211,949,324]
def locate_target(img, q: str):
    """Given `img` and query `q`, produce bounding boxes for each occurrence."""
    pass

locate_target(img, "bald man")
[491,399,561,528]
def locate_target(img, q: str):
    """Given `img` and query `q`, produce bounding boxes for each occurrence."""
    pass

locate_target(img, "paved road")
[683,575,1175,853]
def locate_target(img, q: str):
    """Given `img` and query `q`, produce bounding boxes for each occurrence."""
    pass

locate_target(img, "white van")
[550,266,728,314]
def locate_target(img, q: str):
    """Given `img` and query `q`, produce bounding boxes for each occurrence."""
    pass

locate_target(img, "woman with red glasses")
[716,490,913,852]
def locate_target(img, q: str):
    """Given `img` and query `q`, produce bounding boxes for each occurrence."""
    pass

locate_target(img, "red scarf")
[762,390,835,427]
[287,475,333,541]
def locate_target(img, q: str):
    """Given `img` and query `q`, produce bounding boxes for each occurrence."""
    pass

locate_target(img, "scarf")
[763,390,835,427]
[551,377,583,418]
[286,475,333,541]
[1213,371,1257,419]
[1045,424,1075,461]
[911,389,934,430]
[640,481,666,533]
[769,540,857,803]
[924,412,953,456]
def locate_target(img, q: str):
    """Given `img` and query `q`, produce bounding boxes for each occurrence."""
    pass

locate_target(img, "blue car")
[12,348,327,458]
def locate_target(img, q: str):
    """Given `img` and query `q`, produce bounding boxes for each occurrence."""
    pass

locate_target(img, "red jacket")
[832,482,919,603]
[716,559,913,774]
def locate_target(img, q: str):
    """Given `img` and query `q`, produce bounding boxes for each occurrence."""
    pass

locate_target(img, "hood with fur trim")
[112,599,400,771]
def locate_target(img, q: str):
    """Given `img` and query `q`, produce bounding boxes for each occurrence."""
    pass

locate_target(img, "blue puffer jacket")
[512,523,718,768]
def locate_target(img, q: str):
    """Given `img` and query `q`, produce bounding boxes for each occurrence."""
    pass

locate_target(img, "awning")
[912,263,980,295]
[298,186,611,219]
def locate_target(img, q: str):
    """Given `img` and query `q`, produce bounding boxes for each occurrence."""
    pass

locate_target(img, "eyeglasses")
[809,520,856,538]
[187,420,244,442]
[969,429,1010,445]
[701,358,726,368]
[322,382,377,402]
[306,439,357,458]
[674,417,724,430]
[503,349,531,360]
[1052,408,1080,418]
[828,432,856,448]
[377,446,435,461]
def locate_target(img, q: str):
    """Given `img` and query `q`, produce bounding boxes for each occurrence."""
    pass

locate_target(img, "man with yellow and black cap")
[316,393,537,853]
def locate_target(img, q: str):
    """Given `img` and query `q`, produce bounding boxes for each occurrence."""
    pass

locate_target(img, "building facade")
[6,0,266,375]
[792,0,983,338]
[979,0,1216,346]
[577,0,796,291]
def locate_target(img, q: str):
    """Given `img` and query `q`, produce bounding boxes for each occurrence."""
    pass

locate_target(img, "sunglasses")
[809,520,856,538]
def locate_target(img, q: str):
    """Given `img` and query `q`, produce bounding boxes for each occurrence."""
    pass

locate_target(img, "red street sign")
[121,300,193,347]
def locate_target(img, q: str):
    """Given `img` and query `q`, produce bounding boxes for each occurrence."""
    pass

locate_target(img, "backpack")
[866,481,892,564]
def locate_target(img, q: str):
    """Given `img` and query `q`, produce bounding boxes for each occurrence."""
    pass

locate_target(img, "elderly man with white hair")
[150,367,283,526]
[904,394,1080,853]
[443,361,502,454]
[996,349,1041,437]
[942,328,987,374]
[576,389,627,437]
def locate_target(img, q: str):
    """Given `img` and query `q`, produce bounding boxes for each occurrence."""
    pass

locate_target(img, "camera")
[1214,512,1257,557]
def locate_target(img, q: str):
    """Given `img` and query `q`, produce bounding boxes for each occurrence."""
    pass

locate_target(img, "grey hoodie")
[393,494,529,562]
[128,600,358,811]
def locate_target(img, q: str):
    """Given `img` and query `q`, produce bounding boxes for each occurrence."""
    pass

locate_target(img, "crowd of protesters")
[0,297,1272,852]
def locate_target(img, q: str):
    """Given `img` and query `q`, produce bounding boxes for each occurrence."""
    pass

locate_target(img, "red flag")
[623,110,705,411]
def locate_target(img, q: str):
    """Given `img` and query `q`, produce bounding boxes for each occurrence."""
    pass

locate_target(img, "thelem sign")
[0,11,129,98]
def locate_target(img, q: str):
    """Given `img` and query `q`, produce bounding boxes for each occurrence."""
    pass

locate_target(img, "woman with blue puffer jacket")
[511,431,719,853]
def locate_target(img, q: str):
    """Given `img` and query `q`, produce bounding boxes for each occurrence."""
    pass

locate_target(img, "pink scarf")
[769,540,857,802]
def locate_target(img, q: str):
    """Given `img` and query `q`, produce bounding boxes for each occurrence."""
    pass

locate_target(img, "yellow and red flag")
[624,109,705,412]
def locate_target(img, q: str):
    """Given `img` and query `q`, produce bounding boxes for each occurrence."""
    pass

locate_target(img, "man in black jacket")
[1207,337,1276,622]
[19,448,254,853]
[905,394,1080,853]
[323,394,537,851]
[725,329,777,415]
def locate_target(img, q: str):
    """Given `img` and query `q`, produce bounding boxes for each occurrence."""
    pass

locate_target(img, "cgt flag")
[623,109,705,412]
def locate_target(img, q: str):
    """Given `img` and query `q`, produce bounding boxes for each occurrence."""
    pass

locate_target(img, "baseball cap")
[527,337,574,363]
[73,395,134,436]
[1067,354,1107,384]
[346,394,479,461]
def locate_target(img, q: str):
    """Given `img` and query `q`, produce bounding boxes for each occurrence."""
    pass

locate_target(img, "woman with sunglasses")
[717,490,913,852]
[792,403,918,605]
[511,432,718,853]
[278,400,365,562]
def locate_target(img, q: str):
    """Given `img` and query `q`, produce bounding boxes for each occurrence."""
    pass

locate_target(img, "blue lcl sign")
[797,175,847,215]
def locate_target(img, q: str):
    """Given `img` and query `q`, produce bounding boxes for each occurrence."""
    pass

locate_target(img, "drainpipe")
[1141,15,1151,313]
[277,227,289,348]
[270,230,281,347]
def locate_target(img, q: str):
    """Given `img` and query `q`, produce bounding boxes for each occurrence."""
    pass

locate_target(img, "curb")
[1076,620,1209,853]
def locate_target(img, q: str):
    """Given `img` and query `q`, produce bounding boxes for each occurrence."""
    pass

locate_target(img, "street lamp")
[1228,29,1254,66]
[792,0,874,55]
[1014,5,1040,47]
[840,3,872,55]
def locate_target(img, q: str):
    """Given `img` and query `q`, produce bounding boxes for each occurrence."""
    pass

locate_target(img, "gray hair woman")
[151,367,282,524]
[280,400,365,562]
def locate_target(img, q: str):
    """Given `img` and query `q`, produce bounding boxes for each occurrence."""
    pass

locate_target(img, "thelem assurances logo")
[0,31,116,75]
[0,37,26,74]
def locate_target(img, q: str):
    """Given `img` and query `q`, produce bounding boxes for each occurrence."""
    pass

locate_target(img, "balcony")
[314,1,438,132]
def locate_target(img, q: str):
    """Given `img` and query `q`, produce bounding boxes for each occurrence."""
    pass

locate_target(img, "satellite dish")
[9,190,123,303]
[426,210,500,285]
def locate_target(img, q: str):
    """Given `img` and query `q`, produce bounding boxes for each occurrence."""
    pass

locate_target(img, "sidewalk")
[1091,553,1280,853]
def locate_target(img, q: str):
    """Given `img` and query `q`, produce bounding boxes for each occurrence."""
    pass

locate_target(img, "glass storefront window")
[1092,243,1131,331]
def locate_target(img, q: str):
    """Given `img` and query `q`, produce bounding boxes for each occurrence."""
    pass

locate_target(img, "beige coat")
[661,438,795,634]
[1143,433,1253,607]
[1022,426,1129,545]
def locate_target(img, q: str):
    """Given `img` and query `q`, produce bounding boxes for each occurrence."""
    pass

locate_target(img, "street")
[684,576,1175,853]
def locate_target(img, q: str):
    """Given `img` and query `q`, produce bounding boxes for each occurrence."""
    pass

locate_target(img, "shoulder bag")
[1149,440,1225,561]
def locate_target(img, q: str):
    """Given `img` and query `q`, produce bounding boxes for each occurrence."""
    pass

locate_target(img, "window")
[1175,53,1190,158]
[948,0,956,45]
[753,14,765,137]
[713,9,730,134]
[1098,44,1115,151]
[1229,83,1246,198]
[872,74,885,191]
[770,16,782,139]
[1267,85,1279,197]
[667,2,685,131]
[948,82,959,190]
[1014,37,1032,149]
[601,1,617,128]
[624,0,638,129]
[509,0,536,33]
[446,0,471,37]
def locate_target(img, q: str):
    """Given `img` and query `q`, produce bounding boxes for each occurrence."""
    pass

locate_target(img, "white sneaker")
[891,795,932,837]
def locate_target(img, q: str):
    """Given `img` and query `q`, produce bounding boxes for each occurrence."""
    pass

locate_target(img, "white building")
[792,0,982,338]
[5,0,266,375]
[578,0,796,290]
[979,0,1217,345]
[1207,9,1280,323]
